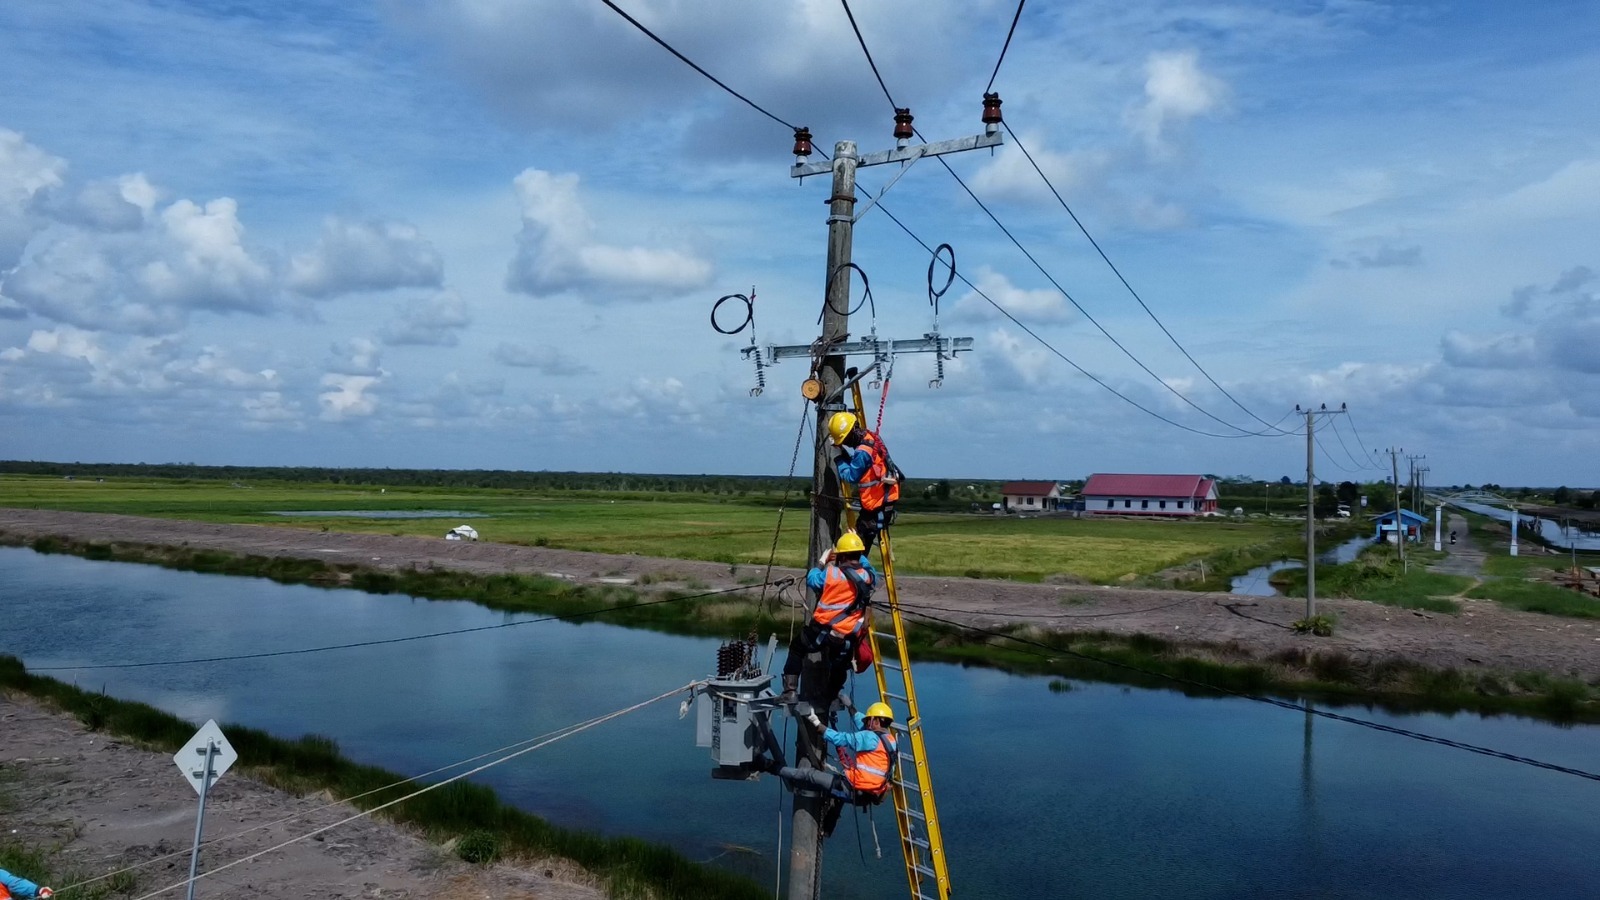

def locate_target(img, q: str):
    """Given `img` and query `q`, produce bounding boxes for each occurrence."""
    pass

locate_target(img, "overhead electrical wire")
[1328,414,1381,472]
[985,0,1028,93]
[30,580,789,671]
[1343,409,1390,469]
[873,199,1304,439]
[1001,123,1296,436]
[597,0,802,131]
[1314,432,1360,475]
[834,0,1296,439]
[897,606,1600,784]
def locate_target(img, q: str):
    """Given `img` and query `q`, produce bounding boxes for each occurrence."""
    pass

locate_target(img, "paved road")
[1430,513,1485,579]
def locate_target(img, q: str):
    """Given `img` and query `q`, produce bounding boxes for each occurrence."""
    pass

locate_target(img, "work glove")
[38,889,55,899]
[806,711,823,730]
[837,691,855,710]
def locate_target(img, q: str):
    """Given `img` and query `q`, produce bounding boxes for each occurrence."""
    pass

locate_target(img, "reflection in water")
[6,547,1600,900]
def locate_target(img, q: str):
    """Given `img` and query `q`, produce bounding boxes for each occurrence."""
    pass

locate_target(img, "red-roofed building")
[1000,480,1063,512]
[1081,474,1217,517]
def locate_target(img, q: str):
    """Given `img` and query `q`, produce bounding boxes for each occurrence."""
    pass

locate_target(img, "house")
[1372,509,1428,543]
[1000,481,1063,512]
[1081,473,1218,517]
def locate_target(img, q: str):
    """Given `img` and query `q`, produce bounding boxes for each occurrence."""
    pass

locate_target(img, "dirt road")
[0,693,602,900]
[3,508,1598,679]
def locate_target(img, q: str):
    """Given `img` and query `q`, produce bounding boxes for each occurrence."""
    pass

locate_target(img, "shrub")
[1291,615,1335,636]
[456,830,501,865]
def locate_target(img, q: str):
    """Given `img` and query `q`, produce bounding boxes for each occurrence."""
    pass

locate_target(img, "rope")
[32,582,782,671]
[758,402,812,617]
[117,681,703,900]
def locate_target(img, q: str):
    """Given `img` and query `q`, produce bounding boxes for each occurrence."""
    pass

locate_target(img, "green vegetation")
[1291,615,1336,636]
[0,473,1305,584]
[1272,560,1468,614]
[0,656,765,900]
[1466,579,1600,619]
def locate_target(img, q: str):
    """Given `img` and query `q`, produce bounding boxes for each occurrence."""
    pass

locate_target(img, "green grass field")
[0,474,1298,583]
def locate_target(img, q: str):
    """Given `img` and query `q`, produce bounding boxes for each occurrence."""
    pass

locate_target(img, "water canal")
[6,547,1598,899]
[1229,534,1374,597]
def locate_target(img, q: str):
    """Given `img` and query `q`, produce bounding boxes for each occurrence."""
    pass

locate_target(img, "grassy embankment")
[5,527,1598,724]
[0,474,1305,585]
[1458,511,1600,619]
[0,656,765,900]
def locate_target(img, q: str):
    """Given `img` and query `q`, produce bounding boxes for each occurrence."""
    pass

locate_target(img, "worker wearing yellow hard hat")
[769,697,900,837]
[778,530,878,706]
[827,411,902,557]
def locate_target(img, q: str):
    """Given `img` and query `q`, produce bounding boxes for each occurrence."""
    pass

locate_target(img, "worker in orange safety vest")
[828,412,902,557]
[770,700,899,837]
[778,530,877,705]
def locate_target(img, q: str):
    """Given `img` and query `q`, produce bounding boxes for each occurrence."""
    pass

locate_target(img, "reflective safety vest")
[840,731,898,794]
[812,564,872,639]
[856,431,900,511]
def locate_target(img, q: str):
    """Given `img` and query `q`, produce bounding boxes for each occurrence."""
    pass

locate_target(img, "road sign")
[174,719,237,796]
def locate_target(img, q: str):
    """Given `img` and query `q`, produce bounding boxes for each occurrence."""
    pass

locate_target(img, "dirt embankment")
[0,693,602,899]
[3,508,1598,680]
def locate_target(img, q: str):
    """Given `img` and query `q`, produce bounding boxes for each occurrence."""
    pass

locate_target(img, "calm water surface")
[5,547,1597,899]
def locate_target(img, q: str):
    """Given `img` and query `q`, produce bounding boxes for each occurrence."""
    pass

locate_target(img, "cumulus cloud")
[324,337,385,377]
[493,342,591,375]
[3,195,275,335]
[288,217,444,297]
[506,168,712,300]
[947,267,1072,324]
[969,134,1111,206]
[0,129,67,271]
[377,291,470,346]
[1128,50,1227,153]
[36,174,157,232]
[318,373,381,421]
[1439,331,1536,370]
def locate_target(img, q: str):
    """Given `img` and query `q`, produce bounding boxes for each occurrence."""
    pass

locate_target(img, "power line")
[897,606,1600,784]
[1314,432,1360,474]
[1343,409,1389,470]
[839,0,898,108]
[30,581,788,671]
[1328,413,1380,472]
[831,9,1294,439]
[597,0,801,131]
[876,200,1299,438]
[1002,123,1295,436]
[985,0,1028,93]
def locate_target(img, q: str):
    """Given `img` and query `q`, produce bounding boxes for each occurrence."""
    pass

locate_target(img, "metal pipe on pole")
[185,741,218,900]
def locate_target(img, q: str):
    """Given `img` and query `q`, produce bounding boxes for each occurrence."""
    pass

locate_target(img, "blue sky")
[2,0,1598,486]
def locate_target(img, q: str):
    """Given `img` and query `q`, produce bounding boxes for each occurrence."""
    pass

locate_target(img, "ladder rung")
[891,721,912,734]
[903,808,926,821]
[871,630,899,643]
[913,863,937,877]
[905,836,931,849]
[884,691,908,702]
[878,659,904,671]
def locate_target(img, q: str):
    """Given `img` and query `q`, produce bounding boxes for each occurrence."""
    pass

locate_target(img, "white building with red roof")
[1081,473,1218,517]
[1000,480,1063,512]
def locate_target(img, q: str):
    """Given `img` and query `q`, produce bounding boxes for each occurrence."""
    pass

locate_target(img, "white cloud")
[493,342,591,375]
[289,217,444,297]
[1439,331,1536,370]
[318,373,381,421]
[969,134,1111,206]
[377,291,470,346]
[947,267,1072,324]
[0,129,67,270]
[1128,50,1228,153]
[37,174,157,232]
[505,168,712,300]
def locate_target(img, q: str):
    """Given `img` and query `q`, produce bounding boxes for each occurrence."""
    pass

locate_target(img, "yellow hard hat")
[827,412,858,446]
[864,702,894,723]
[834,531,865,555]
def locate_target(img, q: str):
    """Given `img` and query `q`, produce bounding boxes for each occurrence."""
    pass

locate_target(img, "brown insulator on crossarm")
[793,126,813,158]
[982,92,1003,125]
[893,108,914,140]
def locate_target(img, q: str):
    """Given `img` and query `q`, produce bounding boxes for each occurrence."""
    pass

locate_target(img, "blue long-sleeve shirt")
[0,868,44,898]
[805,559,877,594]
[834,444,873,487]
[822,710,892,754]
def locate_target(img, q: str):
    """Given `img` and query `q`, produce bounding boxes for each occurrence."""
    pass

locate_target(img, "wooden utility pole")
[1387,447,1406,572]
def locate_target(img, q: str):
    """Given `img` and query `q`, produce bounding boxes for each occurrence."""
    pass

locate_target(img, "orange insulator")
[982,92,1003,125]
[892,108,914,140]
[793,126,813,157]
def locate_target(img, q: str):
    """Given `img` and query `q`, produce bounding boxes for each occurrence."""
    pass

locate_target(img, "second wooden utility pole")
[1297,403,1345,621]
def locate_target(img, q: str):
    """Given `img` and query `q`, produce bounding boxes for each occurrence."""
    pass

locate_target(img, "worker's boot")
[779,674,799,705]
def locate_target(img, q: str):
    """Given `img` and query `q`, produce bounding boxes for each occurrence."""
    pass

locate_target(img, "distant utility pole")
[780,112,1000,900]
[1385,447,1406,572]
[1296,403,1346,622]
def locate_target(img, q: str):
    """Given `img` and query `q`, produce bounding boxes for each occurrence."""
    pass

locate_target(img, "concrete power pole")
[782,119,999,900]
[1297,404,1345,621]
[1387,447,1406,572]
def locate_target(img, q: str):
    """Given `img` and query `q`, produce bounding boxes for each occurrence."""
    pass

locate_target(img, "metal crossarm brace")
[766,336,973,360]
[792,132,1004,178]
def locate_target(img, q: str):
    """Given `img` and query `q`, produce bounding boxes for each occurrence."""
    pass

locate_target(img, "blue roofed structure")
[1373,509,1429,542]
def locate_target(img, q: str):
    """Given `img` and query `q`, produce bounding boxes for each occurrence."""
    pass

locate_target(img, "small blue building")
[1373,509,1429,543]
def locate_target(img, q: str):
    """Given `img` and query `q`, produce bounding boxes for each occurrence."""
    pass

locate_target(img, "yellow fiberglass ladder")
[841,384,952,900]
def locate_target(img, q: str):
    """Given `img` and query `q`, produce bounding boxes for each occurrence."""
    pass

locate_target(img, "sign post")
[173,719,238,900]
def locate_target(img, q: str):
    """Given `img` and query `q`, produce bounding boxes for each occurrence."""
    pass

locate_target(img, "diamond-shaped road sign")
[173,719,237,796]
